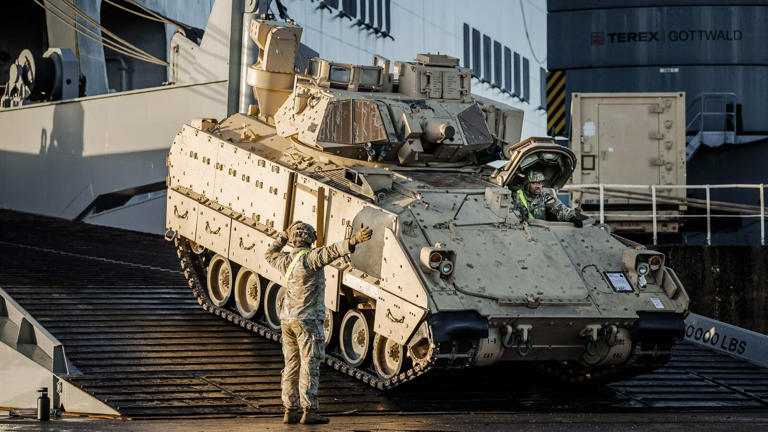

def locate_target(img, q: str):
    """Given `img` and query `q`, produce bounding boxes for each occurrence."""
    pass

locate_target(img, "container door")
[597,103,661,187]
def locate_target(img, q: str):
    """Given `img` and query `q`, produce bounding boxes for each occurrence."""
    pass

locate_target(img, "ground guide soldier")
[266,221,373,424]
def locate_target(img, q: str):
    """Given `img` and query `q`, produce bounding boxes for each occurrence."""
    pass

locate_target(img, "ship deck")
[0,210,767,422]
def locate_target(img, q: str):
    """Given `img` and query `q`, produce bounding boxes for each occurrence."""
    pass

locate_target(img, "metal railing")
[563,184,766,246]
[686,92,738,134]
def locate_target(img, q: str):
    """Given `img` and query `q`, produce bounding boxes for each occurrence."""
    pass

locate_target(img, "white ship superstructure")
[0,0,547,233]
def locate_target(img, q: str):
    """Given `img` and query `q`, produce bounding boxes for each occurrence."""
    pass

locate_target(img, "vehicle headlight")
[440,260,454,276]
[420,246,456,278]
[637,263,649,276]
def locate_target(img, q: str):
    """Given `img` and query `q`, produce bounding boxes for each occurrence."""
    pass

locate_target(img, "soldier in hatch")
[514,170,583,227]
[266,221,373,425]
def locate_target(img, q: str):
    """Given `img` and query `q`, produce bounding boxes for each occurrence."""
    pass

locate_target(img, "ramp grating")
[0,210,766,418]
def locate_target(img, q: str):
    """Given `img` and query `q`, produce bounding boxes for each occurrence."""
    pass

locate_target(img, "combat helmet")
[526,170,546,183]
[287,221,317,247]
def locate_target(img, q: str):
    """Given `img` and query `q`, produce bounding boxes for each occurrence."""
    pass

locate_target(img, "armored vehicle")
[165,17,689,388]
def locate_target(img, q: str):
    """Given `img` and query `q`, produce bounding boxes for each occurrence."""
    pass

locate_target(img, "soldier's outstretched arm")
[305,225,373,271]
[544,191,576,222]
[265,232,291,273]
[305,241,352,272]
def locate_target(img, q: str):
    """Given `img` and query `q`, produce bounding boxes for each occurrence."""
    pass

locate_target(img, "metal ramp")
[1,210,767,418]
[0,287,118,416]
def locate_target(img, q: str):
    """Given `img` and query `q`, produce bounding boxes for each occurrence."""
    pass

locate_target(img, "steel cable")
[519,0,546,65]
[31,0,169,66]
[58,0,168,65]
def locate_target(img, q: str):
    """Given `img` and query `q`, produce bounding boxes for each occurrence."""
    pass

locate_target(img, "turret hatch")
[492,137,576,192]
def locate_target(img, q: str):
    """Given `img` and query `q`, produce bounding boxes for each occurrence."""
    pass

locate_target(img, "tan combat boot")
[283,408,301,424]
[300,408,329,424]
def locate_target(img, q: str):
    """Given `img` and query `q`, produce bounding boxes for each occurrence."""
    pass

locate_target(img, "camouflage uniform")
[513,171,575,222]
[514,188,575,222]
[265,235,353,410]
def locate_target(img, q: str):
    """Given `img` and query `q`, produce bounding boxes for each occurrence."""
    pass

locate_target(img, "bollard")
[37,387,50,421]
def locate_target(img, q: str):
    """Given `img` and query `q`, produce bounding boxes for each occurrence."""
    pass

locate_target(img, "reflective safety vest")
[284,249,309,286]
[517,189,534,219]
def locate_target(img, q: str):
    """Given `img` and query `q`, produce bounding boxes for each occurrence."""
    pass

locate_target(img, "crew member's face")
[527,181,543,196]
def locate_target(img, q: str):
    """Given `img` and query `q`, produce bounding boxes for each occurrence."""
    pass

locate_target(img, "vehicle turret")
[246,20,494,166]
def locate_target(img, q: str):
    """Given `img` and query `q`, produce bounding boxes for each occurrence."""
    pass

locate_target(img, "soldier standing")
[514,170,583,227]
[266,221,373,424]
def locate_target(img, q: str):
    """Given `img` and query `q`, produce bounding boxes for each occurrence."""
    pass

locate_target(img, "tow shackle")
[501,324,534,356]
[580,324,618,356]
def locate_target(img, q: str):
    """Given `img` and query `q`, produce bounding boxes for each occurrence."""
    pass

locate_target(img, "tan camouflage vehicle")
[165,17,689,389]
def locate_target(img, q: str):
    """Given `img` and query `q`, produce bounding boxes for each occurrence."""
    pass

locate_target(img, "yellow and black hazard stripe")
[546,70,566,136]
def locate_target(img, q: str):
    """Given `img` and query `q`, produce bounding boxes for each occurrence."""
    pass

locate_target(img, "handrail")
[564,183,766,246]
[685,92,738,134]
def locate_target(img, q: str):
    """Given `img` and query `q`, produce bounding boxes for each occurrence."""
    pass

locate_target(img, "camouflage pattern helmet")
[526,170,546,183]
[287,221,317,247]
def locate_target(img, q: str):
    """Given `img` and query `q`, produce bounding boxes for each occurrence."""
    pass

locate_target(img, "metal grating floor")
[1,210,766,418]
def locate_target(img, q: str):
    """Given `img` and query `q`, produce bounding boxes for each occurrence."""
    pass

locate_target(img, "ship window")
[329,65,351,83]
[360,68,381,86]
[471,28,481,77]
[385,0,391,34]
[342,0,356,16]
[522,57,530,102]
[513,52,521,98]
[482,34,491,82]
[493,40,502,88]
[368,0,375,25]
[317,100,388,145]
[463,24,470,69]
[504,47,512,93]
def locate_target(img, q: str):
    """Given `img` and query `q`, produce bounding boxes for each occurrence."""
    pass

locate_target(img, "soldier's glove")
[570,216,584,228]
[349,224,373,246]
[277,231,289,245]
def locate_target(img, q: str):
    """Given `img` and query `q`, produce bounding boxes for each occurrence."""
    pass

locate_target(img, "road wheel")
[206,254,232,307]
[323,309,339,348]
[339,309,373,367]
[263,281,286,331]
[189,240,205,254]
[372,334,405,380]
[234,268,262,319]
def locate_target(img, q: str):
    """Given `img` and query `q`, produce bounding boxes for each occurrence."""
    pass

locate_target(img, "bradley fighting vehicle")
[165,17,690,388]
